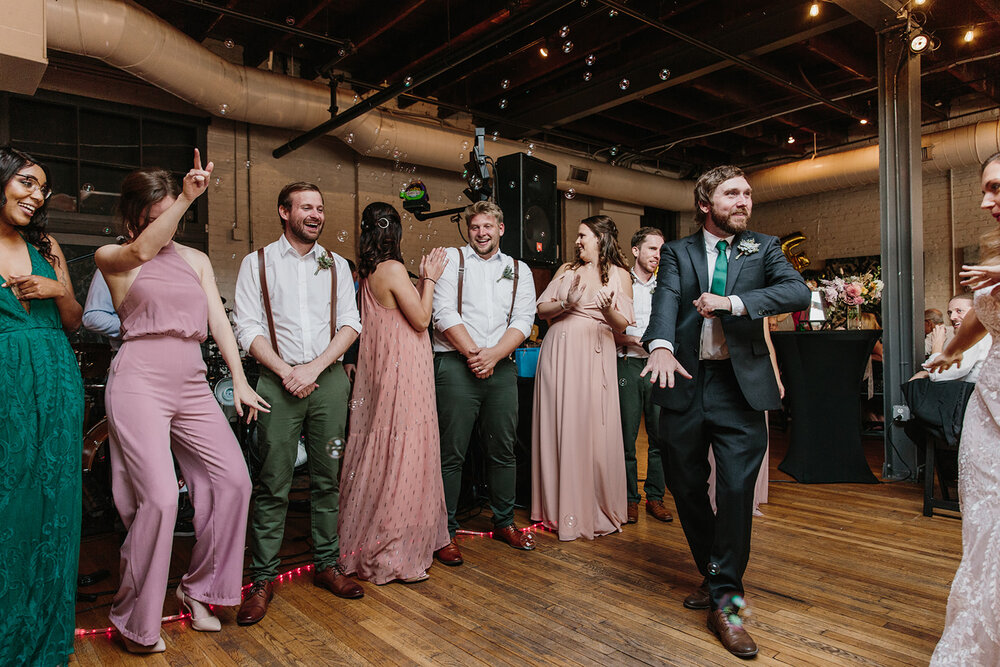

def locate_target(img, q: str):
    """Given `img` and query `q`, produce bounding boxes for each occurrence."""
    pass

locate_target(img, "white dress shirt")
[233,235,361,365]
[82,271,122,352]
[431,245,536,352]
[649,228,747,359]
[620,269,655,359]
[927,333,992,383]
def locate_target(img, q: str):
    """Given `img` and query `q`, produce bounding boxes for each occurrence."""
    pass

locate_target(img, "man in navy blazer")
[641,165,810,658]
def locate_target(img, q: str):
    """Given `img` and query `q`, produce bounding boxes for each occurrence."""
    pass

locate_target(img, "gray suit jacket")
[642,229,811,412]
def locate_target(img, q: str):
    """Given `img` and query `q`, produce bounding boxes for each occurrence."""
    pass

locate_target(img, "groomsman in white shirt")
[431,200,537,565]
[617,227,673,524]
[232,182,363,626]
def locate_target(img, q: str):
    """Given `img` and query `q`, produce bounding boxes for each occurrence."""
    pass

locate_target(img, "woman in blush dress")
[0,146,84,667]
[97,150,267,654]
[927,151,1000,666]
[532,215,634,541]
[337,202,450,584]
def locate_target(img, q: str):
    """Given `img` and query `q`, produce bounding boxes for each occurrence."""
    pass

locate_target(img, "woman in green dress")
[0,146,84,666]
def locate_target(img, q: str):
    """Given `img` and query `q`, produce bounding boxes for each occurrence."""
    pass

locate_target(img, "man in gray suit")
[641,165,810,658]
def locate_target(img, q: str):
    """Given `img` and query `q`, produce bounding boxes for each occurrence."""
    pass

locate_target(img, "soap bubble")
[608,9,618,17]
[619,78,630,91]
[285,16,295,25]
[346,132,354,144]
[659,68,672,81]
[491,131,499,141]
[564,188,576,199]
[326,438,345,459]
[403,76,413,87]
[337,230,348,243]
[500,79,510,90]
[562,41,574,54]
[583,71,592,82]
[586,53,596,66]
[499,98,508,110]
[82,183,94,193]
[218,104,230,116]
[559,25,570,39]
[224,39,235,49]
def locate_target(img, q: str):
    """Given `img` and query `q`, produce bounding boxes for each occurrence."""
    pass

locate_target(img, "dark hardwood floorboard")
[71,429,961,666]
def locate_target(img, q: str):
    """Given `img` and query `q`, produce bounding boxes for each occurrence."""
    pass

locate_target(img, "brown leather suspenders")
[456,250,520,325]
[256,247,337,357]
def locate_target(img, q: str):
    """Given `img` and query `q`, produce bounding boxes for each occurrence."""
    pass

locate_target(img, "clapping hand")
[420,247,449,283]
[959,263,1000,291]
[595,286,615,313]
[565,272,586,308]
[181,148,214,202]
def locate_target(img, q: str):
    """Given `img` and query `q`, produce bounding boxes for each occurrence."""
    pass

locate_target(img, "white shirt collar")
[702,227,735,249]
[464,244,505,263]
[631,268,656,287]
[278,233,323,259]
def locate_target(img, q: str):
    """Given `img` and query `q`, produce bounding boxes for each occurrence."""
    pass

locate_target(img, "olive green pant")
[434,353,518,537]
[247,364,349,581]
[617,356,666,504]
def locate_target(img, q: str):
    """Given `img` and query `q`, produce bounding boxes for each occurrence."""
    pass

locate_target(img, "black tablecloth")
[772,331,880,484]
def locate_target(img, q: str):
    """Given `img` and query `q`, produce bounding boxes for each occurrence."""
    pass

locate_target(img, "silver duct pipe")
[44,0,695,209]
[43,0,1000,209]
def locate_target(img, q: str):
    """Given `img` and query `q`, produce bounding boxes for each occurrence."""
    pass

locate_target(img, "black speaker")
[496,153,560,264]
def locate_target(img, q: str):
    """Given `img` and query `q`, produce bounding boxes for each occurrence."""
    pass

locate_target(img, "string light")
[787,135,796,144]
[963,28,974,43]
[538,45,550,58]
[75,526,546,639]
[808,3,820,17]
[859,118,869,125]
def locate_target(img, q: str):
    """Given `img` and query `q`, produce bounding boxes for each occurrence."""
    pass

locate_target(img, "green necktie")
[710,240,728,296]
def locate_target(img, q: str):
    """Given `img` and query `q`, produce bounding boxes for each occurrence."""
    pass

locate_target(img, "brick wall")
[750,162,986,314]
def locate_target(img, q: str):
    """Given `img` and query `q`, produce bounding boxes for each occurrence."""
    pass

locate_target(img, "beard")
[710,204,750,235]
[472,236,499,257]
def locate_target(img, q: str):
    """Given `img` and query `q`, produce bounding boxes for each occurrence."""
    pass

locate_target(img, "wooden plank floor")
[72,428,962,666]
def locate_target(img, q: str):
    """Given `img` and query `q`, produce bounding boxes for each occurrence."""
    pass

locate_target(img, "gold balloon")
[780,231,810,271]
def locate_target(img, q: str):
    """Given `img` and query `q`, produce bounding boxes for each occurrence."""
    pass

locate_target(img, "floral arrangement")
[818,268,883,328]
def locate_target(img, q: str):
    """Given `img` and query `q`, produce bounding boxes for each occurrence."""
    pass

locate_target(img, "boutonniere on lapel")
[735,238,760,259]
[314,253,335,275]
[496,265,515,283]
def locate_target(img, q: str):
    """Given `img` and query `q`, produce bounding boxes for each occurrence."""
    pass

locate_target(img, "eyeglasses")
[15,173,52,200]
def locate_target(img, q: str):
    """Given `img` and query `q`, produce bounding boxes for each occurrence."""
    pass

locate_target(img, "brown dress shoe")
[314,564,364,599]
[646,499,673,522]
[492,524,535,550]
[683,578,710,610]
[626,502,639,524]
[708,608,758,658]
[236,580,274,626]
[435,539,463,565]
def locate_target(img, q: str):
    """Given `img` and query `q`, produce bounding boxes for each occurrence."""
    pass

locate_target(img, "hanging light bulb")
[964,28,975,43]
[787,135,796,144]
[808,3,820,17]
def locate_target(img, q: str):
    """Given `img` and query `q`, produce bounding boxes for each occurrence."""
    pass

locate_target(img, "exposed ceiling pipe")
[41,0,1000,210]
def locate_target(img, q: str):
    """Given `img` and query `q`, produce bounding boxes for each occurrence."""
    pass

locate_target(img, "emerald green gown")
[0,241,83,666]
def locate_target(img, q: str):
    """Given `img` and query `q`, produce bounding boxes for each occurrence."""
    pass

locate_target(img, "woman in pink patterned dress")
[338,202,450,584]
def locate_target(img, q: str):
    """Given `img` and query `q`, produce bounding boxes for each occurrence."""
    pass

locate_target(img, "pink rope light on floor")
[74,522,546,637]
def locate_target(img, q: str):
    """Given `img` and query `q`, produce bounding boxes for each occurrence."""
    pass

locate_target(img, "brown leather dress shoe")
[435,539,463,566]
[626,502,639,524]
[236,580,274,626]
[683,578,711,610]
[492,524,535,550]
[708,608,758,658]
[314,564,364,599]
[646,499,673,522]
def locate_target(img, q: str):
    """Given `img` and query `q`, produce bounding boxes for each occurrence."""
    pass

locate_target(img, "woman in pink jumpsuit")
[96,150,268,653]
